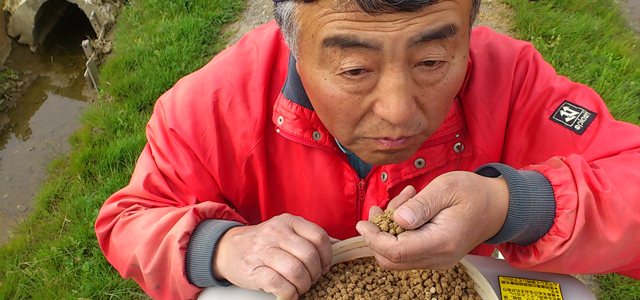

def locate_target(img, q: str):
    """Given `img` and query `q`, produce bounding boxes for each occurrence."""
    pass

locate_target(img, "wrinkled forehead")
[292,0,471,56]
[274,0,450,11]
[295,0,469,28]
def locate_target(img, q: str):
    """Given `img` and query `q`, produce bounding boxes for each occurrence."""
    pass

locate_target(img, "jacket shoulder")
[469,26,538,67]
[173,20,289,101]
[154,21,289,127]
[148,21,289,161]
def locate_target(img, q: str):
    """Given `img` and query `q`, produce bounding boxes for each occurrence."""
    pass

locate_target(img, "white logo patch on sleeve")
[550,100,597,135]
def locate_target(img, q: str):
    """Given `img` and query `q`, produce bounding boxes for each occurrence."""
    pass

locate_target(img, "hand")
[212,213,334,300]
[356,171,509,271]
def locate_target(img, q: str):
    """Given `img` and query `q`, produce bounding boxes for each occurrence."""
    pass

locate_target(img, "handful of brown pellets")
[299,209,482,300]
[371,208,405,236]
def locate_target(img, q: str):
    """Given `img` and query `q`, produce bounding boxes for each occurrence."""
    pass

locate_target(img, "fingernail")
[401,185,413,195]
[396,207,415,225]
[369,207,376,218]
[356,223,363,235]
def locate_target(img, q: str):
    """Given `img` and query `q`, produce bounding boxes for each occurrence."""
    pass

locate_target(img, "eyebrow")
[408,24,457,47]
[321,24,458,51]
[322,35,382,51]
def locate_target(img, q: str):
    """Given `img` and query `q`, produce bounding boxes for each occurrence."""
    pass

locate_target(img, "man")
[95,0,640,299]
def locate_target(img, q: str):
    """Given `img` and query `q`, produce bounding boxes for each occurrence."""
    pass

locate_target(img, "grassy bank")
[0,0,639,299]
[0,0,244,298]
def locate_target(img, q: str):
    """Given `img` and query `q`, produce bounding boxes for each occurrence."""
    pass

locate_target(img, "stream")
[0,10,94,244]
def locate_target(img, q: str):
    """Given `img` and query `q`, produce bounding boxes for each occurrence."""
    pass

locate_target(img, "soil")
[223,0,514,46]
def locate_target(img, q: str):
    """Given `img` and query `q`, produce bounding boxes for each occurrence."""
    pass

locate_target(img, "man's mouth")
[372,137,412,149]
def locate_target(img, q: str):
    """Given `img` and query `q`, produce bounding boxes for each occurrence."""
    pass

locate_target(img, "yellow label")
[498,276,564,300]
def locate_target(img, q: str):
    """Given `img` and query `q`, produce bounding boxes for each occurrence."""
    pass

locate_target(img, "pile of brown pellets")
[299,209,482,300]
[300,257,481,300]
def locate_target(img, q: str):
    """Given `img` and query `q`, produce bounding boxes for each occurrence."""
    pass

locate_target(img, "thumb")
[394,189,441,230]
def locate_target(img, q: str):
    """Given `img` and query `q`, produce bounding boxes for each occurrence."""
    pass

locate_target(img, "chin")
[363,151,415,166]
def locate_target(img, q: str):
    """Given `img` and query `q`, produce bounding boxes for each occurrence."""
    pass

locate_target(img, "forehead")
[296,0,471,43]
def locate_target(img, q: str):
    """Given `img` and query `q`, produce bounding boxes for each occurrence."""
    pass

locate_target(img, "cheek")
[418,60,467,124]
[304,74,364,132]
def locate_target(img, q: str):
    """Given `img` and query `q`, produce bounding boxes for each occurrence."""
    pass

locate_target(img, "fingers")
[277,237,324,285]
[394,185,443,230]
[356,219,405,265]
[215,214,334,299]
[288,215,333,275]
[356,220,426,269]
[252,265,299,300]
[329,236,341,244]
[357,221,455,270]
[260,245,314,298]
[368,205,383,220]
[253,215,333,298]
[387,185,417,210]
[363,172,509,272]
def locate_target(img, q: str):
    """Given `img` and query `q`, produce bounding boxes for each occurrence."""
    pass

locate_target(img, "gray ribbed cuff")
[186,219,244,287]
[474,163,556,246]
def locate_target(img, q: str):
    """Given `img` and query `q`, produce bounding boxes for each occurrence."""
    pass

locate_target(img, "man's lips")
[372,137,412,149]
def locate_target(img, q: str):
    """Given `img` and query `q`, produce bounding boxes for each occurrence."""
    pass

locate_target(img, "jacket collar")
[281,54,314,110]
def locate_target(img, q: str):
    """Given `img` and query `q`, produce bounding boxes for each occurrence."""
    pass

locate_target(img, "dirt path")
[224,0,514,46]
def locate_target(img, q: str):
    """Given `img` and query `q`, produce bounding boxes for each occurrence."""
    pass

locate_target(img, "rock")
[16,204,28,212]
[0,11,12,66]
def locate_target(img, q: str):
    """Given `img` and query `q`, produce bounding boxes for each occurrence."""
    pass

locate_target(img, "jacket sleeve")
[94,70,250,300]
[473,31,640,278]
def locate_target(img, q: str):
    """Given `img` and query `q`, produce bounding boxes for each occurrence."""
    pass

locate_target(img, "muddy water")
[0,40,91,244]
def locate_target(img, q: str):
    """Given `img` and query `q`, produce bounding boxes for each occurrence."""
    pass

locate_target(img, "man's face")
[296,0,471,165]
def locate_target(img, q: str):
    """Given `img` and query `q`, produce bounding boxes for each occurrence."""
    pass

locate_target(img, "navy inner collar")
[280,53,374,177]
[281,53,314,110]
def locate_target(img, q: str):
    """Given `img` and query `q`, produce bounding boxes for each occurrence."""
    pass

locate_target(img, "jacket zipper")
[356,179,366,236]
[276,128,369,236]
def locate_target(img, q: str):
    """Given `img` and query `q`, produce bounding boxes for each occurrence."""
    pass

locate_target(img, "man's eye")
[419,60,441,67]
[344,69,366,76]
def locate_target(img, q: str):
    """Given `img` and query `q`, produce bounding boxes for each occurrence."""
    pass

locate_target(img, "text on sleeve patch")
[550,100,597,135]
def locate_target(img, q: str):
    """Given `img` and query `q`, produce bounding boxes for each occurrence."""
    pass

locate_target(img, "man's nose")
[372,67,418,125]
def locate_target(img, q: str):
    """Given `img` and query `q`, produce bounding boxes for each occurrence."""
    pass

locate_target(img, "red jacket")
[95,21,640,299]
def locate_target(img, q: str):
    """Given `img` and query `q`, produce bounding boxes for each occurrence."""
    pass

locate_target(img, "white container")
[465,254,597,300]
[199,236,596,300]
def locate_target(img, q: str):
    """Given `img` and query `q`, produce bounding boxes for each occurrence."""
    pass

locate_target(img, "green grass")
[503,0,640,299]
[0,0,244,298]
[0,67,19,112]
[504,0,640,124]
[1,0,639,299]
[599,273,640,300]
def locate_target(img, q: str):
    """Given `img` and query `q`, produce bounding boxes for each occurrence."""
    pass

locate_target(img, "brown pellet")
[371,208,405,236]
[300,208,481,299]
[299,257,480,300]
